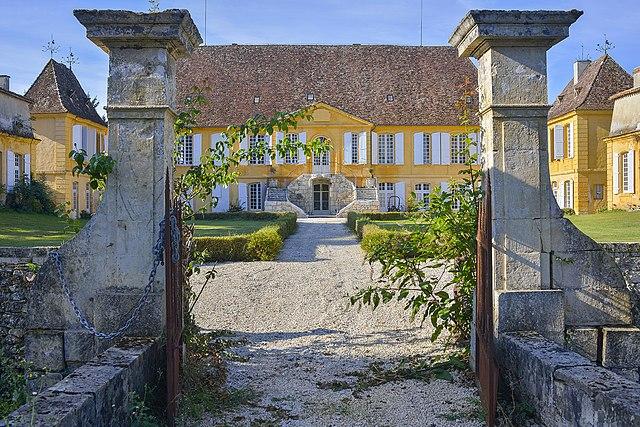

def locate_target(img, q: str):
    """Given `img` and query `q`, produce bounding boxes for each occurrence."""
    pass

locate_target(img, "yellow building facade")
[605,68,640,209]
[25,60,107,215]
[176,45,478,216]
[0,75,39,194]
[548,55,633,214]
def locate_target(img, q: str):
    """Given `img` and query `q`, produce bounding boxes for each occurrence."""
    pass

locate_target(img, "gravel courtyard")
[192,217,482,426]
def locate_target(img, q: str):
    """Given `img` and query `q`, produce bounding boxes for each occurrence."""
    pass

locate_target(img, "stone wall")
[6,338,164,426]
[287,174,355,215]
[0,246,56,265]
[0,263,34,360]
[602,242,640,323]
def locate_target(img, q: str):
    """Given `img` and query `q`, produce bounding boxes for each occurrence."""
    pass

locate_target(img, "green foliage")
[128,388,162,427]
[4,178,56,214]
[562,208,576,216]
[349,84,482,344]
[69,149,116,191]
[0,349,28,418]
[346,211,411,233]
[360,224,403,255]
[193,213,297,262]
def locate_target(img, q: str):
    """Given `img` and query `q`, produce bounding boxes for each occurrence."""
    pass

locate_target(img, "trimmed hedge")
[360,223,414,257]
[194,212,297,262]
[347,211,412,238]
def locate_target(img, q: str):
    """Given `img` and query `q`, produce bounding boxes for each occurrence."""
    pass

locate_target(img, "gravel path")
[192,218,483,426]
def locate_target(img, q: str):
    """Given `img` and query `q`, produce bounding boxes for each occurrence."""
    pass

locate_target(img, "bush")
[5,179,56,214]
[346,211,411,232]
[562,208,576,216]
[193,212,297,262]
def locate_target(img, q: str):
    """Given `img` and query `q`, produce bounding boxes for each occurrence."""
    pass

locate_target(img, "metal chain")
[52,216,175,340]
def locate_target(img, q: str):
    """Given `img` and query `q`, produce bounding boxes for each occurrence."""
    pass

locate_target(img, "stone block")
[64,329,96,362]
[5,389,95,426]
[551,249,627,290]
[25,331,65,372]
[565,327,599,362]
[496,290,564,343]
[602,327,640,368]
[564,288,633,327]
[94,288,165,338]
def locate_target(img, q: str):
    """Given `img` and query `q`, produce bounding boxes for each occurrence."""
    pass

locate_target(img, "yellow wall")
[32,113,107,213]
[0,132,39,189]
[548,110,612,213]
[606,131,640,209]
[177,105,478,212]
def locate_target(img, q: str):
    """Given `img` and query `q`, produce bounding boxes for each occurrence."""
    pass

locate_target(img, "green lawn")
[0,210,86,247]
[191,219,276,237]
[567,210,640,243]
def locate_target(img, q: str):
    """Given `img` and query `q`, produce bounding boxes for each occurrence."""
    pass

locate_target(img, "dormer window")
[557,95,565,102]
[465,95,473,104]
[306,93,315,101]
[254,96,260,104]
[386,94,394,102]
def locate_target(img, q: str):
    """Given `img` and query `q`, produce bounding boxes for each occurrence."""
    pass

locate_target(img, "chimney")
[573,60,591,85]
[0,75,9,91]
[634,66,640,88]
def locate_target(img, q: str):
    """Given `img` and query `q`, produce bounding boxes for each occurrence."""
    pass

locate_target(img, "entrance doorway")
[313,183,330,214]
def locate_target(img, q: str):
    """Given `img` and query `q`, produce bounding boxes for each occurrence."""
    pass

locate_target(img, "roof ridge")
[575,55,607,110]
[49,60,66,114]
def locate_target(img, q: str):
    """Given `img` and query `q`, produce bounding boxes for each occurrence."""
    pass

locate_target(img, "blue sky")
[1,0,638,112]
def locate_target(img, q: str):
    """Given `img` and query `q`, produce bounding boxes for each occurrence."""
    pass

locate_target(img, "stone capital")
[449,9,583,59]
[74,9,202,58]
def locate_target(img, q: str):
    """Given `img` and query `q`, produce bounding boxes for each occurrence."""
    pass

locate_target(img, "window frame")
[450,134,467,164]
[177,135,194,165]
[284,133,299,164]
[593,184,604,200]
[351,133,359,164]
[622,151,630,192]
[378,133,395,164]
[563,180,572,209]
[422,133,431,164]
[72,181,79,212]
[248,182,263,211]
[414,183,431,209]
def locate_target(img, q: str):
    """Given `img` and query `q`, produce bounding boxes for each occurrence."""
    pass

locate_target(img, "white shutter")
[212,185,230,212]
[264,134,272,165]
[237,183,248,210]
[440,133,451,165]
[613,152,620,194]
[104,134,109,154]
[72,125,83,150]
[81,126,88,152]
[358,131,367,164]
[440,180,449,193]
[88,128,97,157]
[469,133,479,164]
[211,133,225,166]
[24,153,31,181]
[6,150,15,190]
[568,122,574,158]
[395,182,406,210]
[275,132,284,165]
[413,132,424,165]
[298,132,307,164]
[343,132,352,165]
[431,133,441,164]
[554,125,564,159]
[557,181,565,208]
[239,135,248,165]
[192,133,202,165]
[394,132,404,165]
[371,132,378,164]
[629,150,636,194]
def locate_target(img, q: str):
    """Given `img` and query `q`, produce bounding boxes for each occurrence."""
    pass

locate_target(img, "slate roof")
[25,59,106,127]
[176,45,478,127]
[548,55,633,120]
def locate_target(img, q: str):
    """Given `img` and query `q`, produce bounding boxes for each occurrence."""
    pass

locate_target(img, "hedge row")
[359,223,415,257]
[193,212,297,262]
[194,211,290,221]
[346,211,411,238]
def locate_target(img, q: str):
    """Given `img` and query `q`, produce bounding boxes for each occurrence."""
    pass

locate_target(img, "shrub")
[5,179,56,214]
[194,235,250,261]
[562,208,576,216]
[247,225,283,261]
[346,211,411,232]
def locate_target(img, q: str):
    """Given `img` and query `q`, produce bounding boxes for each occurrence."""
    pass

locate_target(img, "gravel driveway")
[192,218,483,426]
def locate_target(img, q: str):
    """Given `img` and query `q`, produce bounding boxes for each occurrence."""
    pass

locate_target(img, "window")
[378,134,395,164]
[72,181,79,212]
[313,137,330,167]
[85,183,91,212]
[423,133,431,164]
[378,182,395,211]
[415,183,430,209]
[14,154,21,183]
[563,180,572,209]
[593,184,604,200]
[249,135,266,165]
[451,134,467,164]
[622,152,630,192]
[177,135,194,165]
[248,182,263,210]
[351,133,359,164]
[552,181,558,201]
[285,133,299,164]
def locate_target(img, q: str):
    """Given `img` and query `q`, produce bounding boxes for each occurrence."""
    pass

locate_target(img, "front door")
[313,183,330,214]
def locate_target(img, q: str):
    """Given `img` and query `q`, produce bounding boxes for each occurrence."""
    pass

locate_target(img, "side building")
[605,66,640,209]
[548,55,632,213]
[0,75,39,195]
[176,45,478,216]
[25,59,108,216]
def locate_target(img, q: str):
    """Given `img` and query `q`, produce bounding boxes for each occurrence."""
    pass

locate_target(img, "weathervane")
[148,0,160,12]
[578,43,590,61]
[63,47,78,70]
[42,35,59,59]
[596,34,615,55]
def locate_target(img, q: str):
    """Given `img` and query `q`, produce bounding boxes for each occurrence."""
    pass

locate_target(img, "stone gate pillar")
[25,10,201,379]
[450,10,582,343]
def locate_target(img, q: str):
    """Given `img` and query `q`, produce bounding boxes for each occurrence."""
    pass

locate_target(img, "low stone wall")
[6,337,164,426]
[264,199,308,218]
[0,246,56,265]
[0,263,35,360]
[500,331,640,425]
[602,243,640,324]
